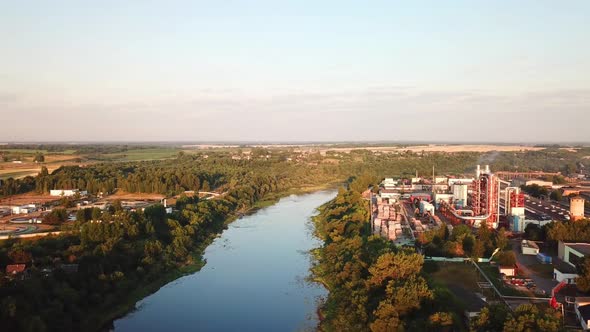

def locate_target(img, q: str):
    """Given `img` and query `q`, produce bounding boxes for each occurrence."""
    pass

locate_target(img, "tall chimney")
[476,165,481,178]
[485,165,490,174]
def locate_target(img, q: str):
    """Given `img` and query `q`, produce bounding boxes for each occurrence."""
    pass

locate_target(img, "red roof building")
[6,264,26,275]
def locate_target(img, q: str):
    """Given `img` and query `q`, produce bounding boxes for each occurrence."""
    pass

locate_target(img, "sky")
[1,0,589,143]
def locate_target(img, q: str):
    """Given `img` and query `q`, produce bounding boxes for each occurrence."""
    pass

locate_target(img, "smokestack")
[476,165,481,178]
[485,165,490,174]
[163,199,167,208]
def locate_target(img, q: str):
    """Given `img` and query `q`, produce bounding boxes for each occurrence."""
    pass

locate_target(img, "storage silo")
[452,184,468,207]
[570,196,585,221]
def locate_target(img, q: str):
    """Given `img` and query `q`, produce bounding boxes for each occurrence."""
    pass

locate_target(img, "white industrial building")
[50,189,88,197]
[575,298,590,331]
[525,180,553,187]
[11,204,38,214]
[448,178,474,186]
[379,189,400,201]
[521,240,540,255]
[554,241,590,283]
[381,178,398,190]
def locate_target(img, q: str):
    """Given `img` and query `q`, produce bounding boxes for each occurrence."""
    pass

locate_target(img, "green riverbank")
[96,182,342,332]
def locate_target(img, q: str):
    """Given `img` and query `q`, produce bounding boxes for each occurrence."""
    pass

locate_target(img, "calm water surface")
[114,190,335,332]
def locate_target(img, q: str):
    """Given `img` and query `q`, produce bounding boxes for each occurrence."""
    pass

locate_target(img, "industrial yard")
[371,164,586,244]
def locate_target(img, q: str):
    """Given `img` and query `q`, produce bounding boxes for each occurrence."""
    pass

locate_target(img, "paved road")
[525,196,571,221]
[511,239,557,295]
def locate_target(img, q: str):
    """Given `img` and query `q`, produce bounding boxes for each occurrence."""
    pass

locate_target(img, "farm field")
[97,148,181,161]
[105,190,165,201]
[0,192,59,206]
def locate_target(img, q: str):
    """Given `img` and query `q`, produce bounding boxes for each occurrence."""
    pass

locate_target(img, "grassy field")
[426,261,481,292]
[0,170,40,180]
[99,148,181,161]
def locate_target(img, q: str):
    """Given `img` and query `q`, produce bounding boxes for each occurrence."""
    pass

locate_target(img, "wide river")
[114,190,335,332]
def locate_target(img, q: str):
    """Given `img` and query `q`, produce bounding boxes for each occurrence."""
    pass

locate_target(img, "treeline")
[2,148,587,199]
[312,182,462,331]
[489,148,586,174]
[417,223,512,262]
[33,154,339,196]
[471,303,561,331]
[0,176,36,197]
[0,144,166,155]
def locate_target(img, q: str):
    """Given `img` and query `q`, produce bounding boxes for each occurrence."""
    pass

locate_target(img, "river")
[113,190,335,332]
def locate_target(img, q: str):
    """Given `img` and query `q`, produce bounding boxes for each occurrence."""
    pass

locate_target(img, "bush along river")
[113,190,336,332]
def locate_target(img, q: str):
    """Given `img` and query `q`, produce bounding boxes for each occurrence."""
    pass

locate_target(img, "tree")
[39,166,49,177]
[524,223,544,241]
[368,252,424,287]
[471,240,485,259]
[503,304,560,332]
[43,208,68,224]
[8,248,32,264]
[33,153,45,163]
[471,304,509,332]
[91,207,102,221]
[550,190,562,202]
[496,251,516,267]
[462,235,475,255]
[75,209,87,223]
[451,224,471,241]
[144,204,170,240]
[201,180,210,192]
[495,227,509,250]
[576,258,590,292]
[428,312,454,330]
[112,199,123,212]
[370,302,400,332]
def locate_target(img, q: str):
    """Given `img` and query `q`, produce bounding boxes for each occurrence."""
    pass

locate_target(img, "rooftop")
[6,264,26,274]
[578,304,590,322]
[522,240,539,249]
[567,243,590,256]
[554,258,578,274]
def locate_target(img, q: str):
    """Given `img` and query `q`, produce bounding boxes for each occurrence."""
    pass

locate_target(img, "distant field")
[99,148,180,161]
[0,154,85,179]
[304,144,544,154]
[0,192,58,206]
[0,149,77,155]
[106,190,165,200]
[0,170,40,180]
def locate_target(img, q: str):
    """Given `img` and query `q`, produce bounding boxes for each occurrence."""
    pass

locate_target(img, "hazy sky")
[1,1,589,142]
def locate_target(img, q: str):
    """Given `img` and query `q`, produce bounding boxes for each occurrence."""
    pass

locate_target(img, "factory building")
[452,184,468,208]
[554,241,590,283]
[50,189,88,197]
[571,196,585,221]
[381,178,398,190]
[525,180,553,187]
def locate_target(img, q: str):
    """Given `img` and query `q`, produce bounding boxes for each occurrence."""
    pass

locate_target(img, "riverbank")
[98,183,342,332]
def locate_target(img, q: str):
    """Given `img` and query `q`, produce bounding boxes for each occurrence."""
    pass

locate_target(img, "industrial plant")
[371,164,586,242]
